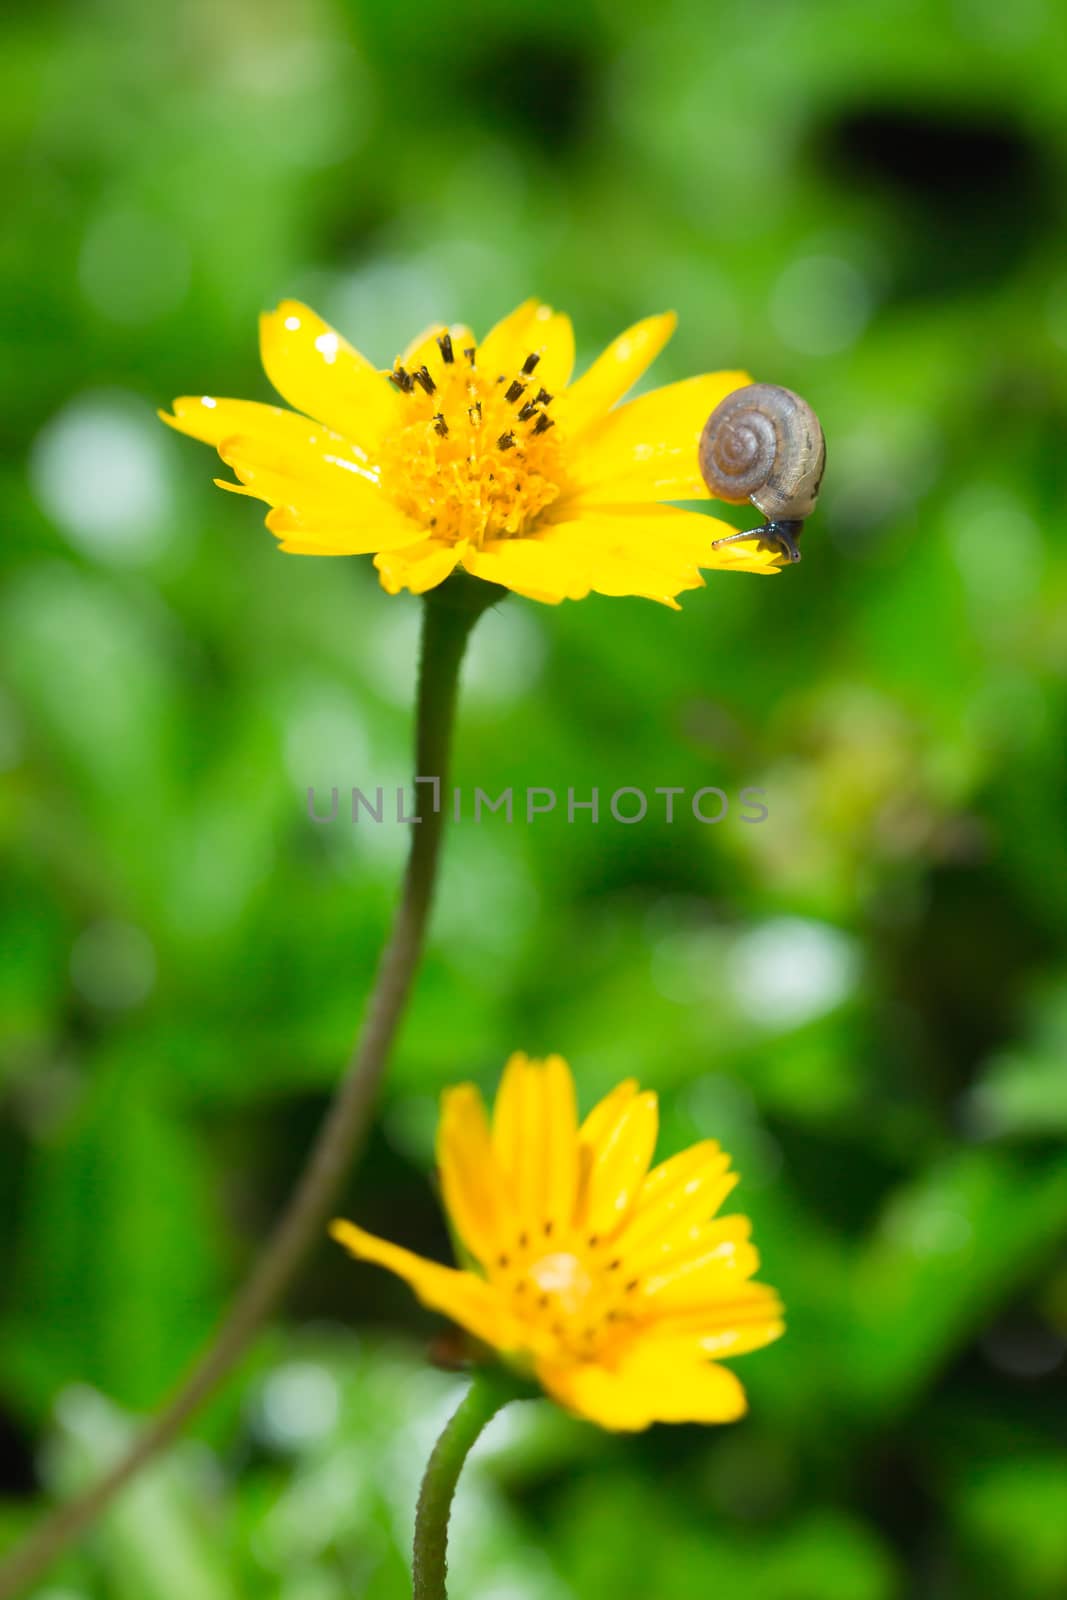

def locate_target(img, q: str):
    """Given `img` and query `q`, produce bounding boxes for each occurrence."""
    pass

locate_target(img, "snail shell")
[698,383,825,523]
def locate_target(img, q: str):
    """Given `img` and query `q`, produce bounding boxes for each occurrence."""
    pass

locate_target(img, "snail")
[698,383,825,564]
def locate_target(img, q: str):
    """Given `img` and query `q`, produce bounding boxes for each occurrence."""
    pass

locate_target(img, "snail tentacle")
[711,519,804,564]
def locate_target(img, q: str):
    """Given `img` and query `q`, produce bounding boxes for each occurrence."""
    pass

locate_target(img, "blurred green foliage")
[3,0,1067,1595]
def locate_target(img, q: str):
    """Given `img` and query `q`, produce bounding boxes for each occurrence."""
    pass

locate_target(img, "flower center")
[380,335,563,547]
[491,1226,641,1359]
[528,1251,593,1317]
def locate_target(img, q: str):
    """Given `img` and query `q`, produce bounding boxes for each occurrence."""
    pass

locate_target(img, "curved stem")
[0,577,502,1600]
[413,1374,516,1600]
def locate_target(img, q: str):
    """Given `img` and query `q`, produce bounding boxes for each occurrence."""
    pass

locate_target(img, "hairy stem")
[412,1373,517,1600]
[0,577,501,1600]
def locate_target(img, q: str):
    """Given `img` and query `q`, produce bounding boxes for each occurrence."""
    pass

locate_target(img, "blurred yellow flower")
[162,300,784,607]
[331,1053,784,1431]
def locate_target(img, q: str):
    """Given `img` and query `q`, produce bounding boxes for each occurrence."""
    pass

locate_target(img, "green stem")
[0,575,504,1600]
[413,1373,517,1600]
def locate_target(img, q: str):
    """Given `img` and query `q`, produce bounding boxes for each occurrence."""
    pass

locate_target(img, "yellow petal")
[265,503,424,554]
[259,300,402,446]
[489,1054,579,1233]
[477,300,575,391]
[536,505,743,604]
[578,1091,659,1240]
[476,299,541,375]
[650,1284,786,1357]
[579,1079,640,1149]
[561,371,752,503]
[540,1056,580,1230]
[547,501,739,561]
[275,541,365,558]
[488,1054,579,1235]
[619,1141,738,1268]
[526,308,575,394]
[216,431,412,533]
[699,544,783,575]
[437,1084,507,1268]
[558,313,677,436]
[639,1217,761,1310]
[491,1051,530,1198]
[213,476,258,498]
[463,538,593,604]
[543,531,700,604]
[162,396,334,452]
[537,1335,747,1431]
[400,322,477,386]
[329,1219,510,1348]
[373,538,465,596]
[171,399,421,552]
[695,1316,784,1358]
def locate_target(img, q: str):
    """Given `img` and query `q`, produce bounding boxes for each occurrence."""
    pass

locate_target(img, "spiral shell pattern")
[699,390,779,502]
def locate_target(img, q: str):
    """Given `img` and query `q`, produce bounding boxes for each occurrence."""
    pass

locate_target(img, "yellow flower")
[161,299,785,607]
[331,1053,784,1431]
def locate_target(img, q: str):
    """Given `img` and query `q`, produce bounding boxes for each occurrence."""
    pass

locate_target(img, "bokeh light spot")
[31,394,173,564]
[69,920,156,1011]
[728,917,859,1028]
[255,1362,341,1451]
[771,255,873,356]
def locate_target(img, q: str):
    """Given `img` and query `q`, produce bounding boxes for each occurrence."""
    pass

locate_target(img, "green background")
[3,0,1067,1595]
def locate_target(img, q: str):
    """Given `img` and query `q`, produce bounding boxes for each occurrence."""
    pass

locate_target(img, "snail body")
[698,383,825,564]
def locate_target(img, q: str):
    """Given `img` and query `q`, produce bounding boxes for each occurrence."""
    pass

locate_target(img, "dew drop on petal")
[314,330,340,364]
